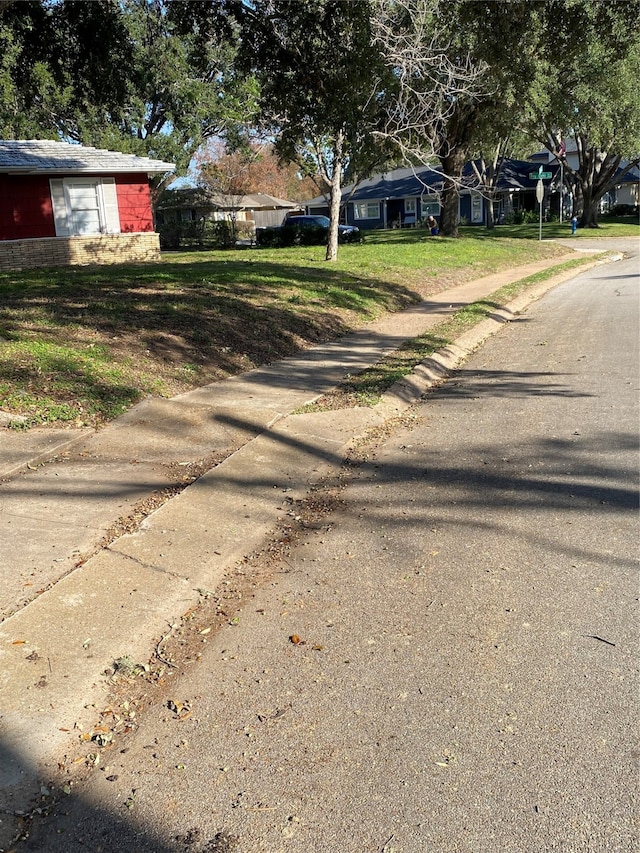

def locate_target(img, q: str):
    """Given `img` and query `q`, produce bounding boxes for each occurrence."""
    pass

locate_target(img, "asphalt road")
[19,246,639,853]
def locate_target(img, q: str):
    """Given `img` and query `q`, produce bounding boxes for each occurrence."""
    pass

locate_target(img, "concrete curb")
[378,257,608,415]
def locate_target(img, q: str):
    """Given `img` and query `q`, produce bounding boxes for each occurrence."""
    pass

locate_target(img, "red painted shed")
[0,140,174,270]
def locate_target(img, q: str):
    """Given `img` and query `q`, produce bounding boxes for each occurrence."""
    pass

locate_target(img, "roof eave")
[2,167,174,176]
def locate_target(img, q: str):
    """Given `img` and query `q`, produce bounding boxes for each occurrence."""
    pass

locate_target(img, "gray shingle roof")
[158,187,299,211]
[0,139,175,175]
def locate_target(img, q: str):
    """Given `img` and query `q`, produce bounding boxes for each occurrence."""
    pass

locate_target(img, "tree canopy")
[239,0,395,259]
[525,0,640,226]
[0,0,256,173]
[1,0,637,237]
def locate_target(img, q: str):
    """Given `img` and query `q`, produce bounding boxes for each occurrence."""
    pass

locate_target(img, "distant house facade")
[304,159,559,229]
[0,140,174,271]
[157,186,301,230]
[529,142,640,213]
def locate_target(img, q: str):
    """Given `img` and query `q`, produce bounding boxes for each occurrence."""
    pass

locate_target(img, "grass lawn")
[0,221,635,428]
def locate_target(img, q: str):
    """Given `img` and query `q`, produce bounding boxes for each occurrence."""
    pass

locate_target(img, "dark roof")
[305,159,560,206]
[0,139,175,176]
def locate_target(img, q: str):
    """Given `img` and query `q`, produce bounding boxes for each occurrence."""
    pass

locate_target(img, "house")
[529,142,640,213]
[303,159,559,229]
[0,139,174,271]
[157,186,301,230]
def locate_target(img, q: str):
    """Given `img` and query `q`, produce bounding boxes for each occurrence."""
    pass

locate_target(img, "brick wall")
[0,233,162,272]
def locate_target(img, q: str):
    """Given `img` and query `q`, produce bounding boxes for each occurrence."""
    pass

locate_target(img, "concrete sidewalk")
[0,249,614,839]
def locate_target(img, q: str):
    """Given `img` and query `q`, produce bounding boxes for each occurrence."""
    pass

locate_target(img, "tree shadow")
[4,730,243,853]
[0,257,426,419]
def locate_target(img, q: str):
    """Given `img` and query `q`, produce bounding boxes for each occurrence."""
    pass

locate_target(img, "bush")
[255,226,282,248]
[158,222,182,251]
[283,223,328,246]
[234,220,256,243]
[504,210,523,225]
[158,218,251,251]
[602,203,639,218]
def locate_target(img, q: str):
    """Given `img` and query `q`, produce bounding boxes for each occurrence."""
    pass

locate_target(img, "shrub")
[504,210,523,225]
[602,203,639,218]
[255,226,282,247]
[158,218,247,251]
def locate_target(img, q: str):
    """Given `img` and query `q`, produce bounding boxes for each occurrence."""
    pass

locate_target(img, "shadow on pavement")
[2,733,198,853]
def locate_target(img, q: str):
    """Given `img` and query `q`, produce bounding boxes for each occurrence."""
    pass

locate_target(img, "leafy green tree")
[0,1,132,139]
[240,0,394,260]
[527,0,640,228]
[0,0,257,181]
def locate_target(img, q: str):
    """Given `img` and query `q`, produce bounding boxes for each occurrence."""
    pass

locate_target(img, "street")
[19,247,639,853]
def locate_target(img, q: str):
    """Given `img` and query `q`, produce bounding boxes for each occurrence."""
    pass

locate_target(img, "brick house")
[0,140,174,271]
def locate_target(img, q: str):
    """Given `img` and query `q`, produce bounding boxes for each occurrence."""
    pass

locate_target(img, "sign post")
[536,179,544,241]
[529,166,552,241]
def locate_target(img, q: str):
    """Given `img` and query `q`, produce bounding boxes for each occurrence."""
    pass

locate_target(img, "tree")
[468,140,511,230]
[196,140,318,202]
[240,0,394,260]
[0,1,257,181]
[527,1,640,228]
[194,141,256,245]
[0,0,132,139]
[372,0,544,237]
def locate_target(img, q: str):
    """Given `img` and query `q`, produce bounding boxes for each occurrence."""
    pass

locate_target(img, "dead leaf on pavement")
[168,698,192,720]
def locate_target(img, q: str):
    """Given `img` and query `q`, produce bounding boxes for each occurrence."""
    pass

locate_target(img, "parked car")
[283,214,361,241]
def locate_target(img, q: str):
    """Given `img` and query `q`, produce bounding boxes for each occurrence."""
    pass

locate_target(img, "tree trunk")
[578,186,600,228]
[326,130,344,262]
[440,149,467,237]
[485,190,496,230]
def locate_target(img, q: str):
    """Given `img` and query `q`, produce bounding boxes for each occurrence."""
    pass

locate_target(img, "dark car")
[282,215,361,242]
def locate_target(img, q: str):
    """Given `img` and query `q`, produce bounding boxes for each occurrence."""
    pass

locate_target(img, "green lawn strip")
[297,255,600,412]
[0,234,610,428]
[465,218,639,240]
[0,338,166,428]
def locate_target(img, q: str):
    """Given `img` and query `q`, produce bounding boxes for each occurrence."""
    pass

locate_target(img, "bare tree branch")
[370,0,488,164]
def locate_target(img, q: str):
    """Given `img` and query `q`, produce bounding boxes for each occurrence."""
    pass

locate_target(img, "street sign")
[529,171,552,180]
[536,180,544,203]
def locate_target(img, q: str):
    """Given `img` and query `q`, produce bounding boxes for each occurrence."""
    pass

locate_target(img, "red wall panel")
[0,175,55,240]
[115,174,155,232]
[0,173,155,240]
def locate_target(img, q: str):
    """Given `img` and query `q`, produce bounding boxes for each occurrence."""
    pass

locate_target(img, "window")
[471,193,483,223]
[420,199,440,218]
[405,198,416,214]
[353,201,380,220]
[50,177,120,237]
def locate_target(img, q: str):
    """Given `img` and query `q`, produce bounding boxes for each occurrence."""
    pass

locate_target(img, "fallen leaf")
[11,640,27,645]
[289,634,302,645]
[92,732,113,746]
[168,698,192,719]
